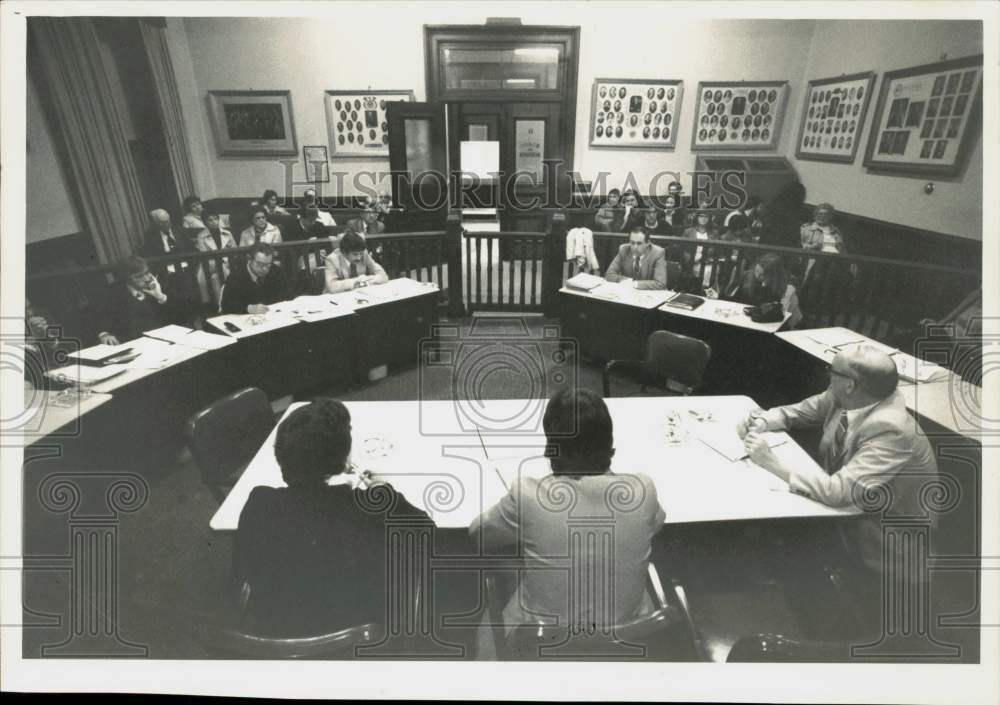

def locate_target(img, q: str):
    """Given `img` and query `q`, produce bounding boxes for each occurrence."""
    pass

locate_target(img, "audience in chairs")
[641,206,674,236]
[240,206,283,247]
[97,255,197,345]
[181,195,206,230]
[260,189,290,219]
[345,204,386,236]
[679,210,720,291]
[323,231,388,293]
[605,225,669,289]
[219,243,290,315]
[232,398,431,636]
[800,203,846,255]
[193,209,238,304]
[143,208,192,260]
[302,187,337,228]
[470,389,666,655]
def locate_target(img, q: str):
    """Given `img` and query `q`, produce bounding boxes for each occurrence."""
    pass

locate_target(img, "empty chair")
[185,387,276,503]
[603,329,712,397]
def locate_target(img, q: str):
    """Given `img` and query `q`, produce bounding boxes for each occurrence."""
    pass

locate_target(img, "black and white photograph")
[0,2,996,703]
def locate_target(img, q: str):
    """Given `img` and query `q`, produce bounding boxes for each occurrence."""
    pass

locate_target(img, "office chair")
[603,329,712,397]
[185,387,276,504]
[210,622,383,659]
[485,564,708,661]
[726,633,854,662]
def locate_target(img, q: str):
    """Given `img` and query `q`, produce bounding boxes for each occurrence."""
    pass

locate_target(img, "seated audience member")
[194,209,238,304]
[283,207,326,242]
[261,189,290,218]
[800,202,846,254]
[722,214,756,244]
[620,189,644,232]
[181,196,206,230]
[470,389,665,654]
[641,207,673,236]
[604,225,669,290]
[219,243,290,315]
[97,256,196,345]
[727,253,802,327]
[662,194,687,232]
[302,187,337,227]
[143,208,192,260]
[724,194,763,230]
[345,204,386,236]
[737,346,937,624]
[666,181,690,228]
[233,398,431,636]
[759,180,808,249]
[324,231,388,293]
[239,206,283,247]
[679,210,720,290]
[593,188,622,232]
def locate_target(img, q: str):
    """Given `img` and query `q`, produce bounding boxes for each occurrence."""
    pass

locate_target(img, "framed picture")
[325,90,415,158]
[691,81,788,151]
[303,145,330,183]
[863,55,982,175]
[589,79,684,149]
[206,90,297,156]
[795,71,875,163]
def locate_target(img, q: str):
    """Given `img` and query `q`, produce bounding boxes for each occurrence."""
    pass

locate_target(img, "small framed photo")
[325,89,415,158]
[303,145,330,183]
[206,90,297,156]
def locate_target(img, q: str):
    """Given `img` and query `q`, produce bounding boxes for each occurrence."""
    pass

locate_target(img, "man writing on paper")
[220,243,290,315]
[604,225,669,290]
[737,345,938,627]
[324,231,388,293]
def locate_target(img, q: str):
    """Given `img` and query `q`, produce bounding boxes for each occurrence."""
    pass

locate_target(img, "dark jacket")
[142,225,194,258]
[233,483,432,636]
[100,277,194,342]
[219,262,290,314]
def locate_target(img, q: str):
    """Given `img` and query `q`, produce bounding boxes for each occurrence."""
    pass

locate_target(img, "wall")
[790,20,983,240]
[173,7,815,199]
[25,73,81,243]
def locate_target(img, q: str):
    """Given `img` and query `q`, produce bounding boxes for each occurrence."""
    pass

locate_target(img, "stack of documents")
[566,272,604,291]
[46,362,128,387]
[144,324,236,350]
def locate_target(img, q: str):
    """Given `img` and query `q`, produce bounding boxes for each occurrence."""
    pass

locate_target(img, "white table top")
[560,283,676,310]
[211,396,856,531]
[20,388,113,447]
[658,296,791,333]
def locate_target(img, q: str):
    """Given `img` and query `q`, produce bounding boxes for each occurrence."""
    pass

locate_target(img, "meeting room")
[7,3,995,687]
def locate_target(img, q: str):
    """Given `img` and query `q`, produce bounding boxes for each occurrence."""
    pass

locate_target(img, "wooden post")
[445,212,466,318]
[542,211,568,317]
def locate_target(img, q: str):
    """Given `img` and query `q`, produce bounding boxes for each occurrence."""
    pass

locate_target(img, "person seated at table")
[470,389,665,655]
[220,243,290,315]
[345,204,386,236]
[726,253,802,327]
[233,398,432,637]
[604,225,669,290]
[641,206,674,237]
[323,231,388,293]
[96,256,197,345]
[239,206,283,247]
[24,298,75,377]
[260,188,290,219]
[737,345,937,626]
[181,195,206,230]
[301,187,337,227]
[593,188,622,232]
[194,209,238,304]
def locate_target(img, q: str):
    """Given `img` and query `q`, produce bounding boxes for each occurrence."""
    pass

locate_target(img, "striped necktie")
[632,255,641,277]
[827,410,850,473]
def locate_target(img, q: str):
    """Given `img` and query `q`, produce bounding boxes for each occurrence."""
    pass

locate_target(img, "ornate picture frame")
[863,55,983,176]
[588,78,684,149]
[795,71,876,164]
[690,80,788,151]
[206,90,297,156]
[324,89,415,158]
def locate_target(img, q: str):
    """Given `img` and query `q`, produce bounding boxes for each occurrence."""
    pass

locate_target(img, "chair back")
[185,387,275,503]
[211,623,381,659]
[310,266,327,295]
[643,330,712,394]
[666,260,682,289]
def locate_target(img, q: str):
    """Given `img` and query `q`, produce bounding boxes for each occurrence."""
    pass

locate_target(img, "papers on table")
[803,327,868,349]
[329,277,439,309]
[67,342,139,366]
[695,423,788,462]
[269,295,354,323]
[566,272,605,291]
[206,311,301,338]
[46,362,128,387]
[579,282,676,309]
[144,324,236,351]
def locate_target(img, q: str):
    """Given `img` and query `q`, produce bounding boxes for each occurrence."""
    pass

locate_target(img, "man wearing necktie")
[736,345,938,631]
[603,225,668,289]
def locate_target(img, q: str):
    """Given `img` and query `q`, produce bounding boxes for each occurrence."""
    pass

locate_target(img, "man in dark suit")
[142,208,192,260]
[345,205,386,236]
[219,243,290,314]
[604,226,669,289]
[96,256,197,345]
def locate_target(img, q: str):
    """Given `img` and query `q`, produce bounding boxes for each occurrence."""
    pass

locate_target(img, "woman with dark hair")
[727,253,803,327]
[233,398,431,636]
[758,180,808,249]
[260,189,290,218]
[181,195,206,229]
[239,206,283,246]
[470,388,665,655]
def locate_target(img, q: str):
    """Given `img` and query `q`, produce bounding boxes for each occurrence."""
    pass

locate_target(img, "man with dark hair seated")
[97,255,197,345]
[233,398,431,636]
[470,388,666,656]
[219,243,290,314]
[323,230,388,293]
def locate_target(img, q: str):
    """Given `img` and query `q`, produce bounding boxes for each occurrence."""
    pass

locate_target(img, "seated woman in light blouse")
[194,209,238,304]
[239,206,283,247]
[260,189,290,219]
[181,195,206,229]
[470,388,665,657]
[800,202,845,254]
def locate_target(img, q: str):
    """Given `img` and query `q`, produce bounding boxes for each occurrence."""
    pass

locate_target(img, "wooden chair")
[603,329,712,397]
[185,387,276,504]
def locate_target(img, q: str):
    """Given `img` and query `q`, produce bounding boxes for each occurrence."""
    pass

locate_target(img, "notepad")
[566,272,604,291]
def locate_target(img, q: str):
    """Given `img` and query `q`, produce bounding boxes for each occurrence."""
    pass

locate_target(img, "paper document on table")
[144,325,236,350]
[270,295,354,322]
[695,424,788,462]
[206,312,300,338]
[47,362,127,386]
[803,328,867,349]
[116,336,199,369]
[67,342,136,365]
[566,272,604,291]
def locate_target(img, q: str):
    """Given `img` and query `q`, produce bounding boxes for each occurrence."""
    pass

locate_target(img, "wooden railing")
[25,210,979,352]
